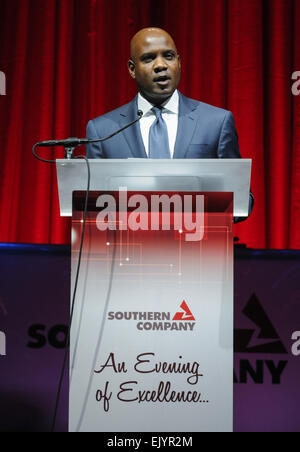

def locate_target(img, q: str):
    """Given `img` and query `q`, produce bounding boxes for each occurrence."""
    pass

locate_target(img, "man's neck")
[138,90,179,112]
[139,91,175,107]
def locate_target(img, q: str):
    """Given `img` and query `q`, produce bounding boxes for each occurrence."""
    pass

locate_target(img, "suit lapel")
[118,93,199,159]
[173,93,199,159]
[119,96,147,158]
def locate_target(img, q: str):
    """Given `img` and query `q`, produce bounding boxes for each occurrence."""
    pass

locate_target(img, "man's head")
[128,28,181,105]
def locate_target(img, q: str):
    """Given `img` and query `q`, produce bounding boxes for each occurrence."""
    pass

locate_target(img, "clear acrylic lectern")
[56,158,251,433]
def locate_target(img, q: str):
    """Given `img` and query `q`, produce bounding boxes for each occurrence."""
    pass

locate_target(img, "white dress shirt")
[137,90,179,158]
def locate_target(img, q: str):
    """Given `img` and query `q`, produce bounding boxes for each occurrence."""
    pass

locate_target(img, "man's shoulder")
[180,93,231,118]
[88,98,137,126]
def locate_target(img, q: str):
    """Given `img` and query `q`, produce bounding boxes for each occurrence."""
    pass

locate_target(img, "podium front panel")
[69,191,234,432]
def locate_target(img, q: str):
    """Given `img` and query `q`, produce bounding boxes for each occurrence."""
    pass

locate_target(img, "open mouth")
[154,75,170,85]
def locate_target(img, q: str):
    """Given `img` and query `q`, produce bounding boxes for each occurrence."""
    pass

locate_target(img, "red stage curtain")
[0,0,299,249]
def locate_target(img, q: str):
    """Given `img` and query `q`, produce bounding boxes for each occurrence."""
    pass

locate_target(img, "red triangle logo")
[173,301,195,321]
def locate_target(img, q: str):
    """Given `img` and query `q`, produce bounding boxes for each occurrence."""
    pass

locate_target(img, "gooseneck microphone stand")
[32,110,143,162]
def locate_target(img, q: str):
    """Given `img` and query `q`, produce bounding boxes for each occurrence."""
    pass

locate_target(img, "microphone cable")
[31,146,90,432]
[50,155,90,433]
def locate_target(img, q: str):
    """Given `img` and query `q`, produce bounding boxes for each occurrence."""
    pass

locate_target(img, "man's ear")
[128,59,136,79]
[177,54,181,71]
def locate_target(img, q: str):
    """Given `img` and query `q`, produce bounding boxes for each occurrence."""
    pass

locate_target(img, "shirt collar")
[138,90,179,116]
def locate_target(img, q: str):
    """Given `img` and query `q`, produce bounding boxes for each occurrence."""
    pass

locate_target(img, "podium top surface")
[56,158,252,217]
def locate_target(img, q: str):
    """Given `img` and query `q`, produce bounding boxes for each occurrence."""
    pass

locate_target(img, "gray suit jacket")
[86,92,254,218]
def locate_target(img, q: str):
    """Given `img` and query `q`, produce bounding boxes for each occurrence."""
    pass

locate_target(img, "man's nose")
[153,56,168,72]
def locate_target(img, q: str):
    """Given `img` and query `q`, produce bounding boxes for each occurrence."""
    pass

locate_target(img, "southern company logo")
[108,300,196,332]
[234,293,288,385]
[173,301,196,321]
[235,293,287,354]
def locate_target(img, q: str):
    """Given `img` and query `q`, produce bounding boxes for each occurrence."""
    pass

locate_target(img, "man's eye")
[142,56,154,63]
[165,53,175,60]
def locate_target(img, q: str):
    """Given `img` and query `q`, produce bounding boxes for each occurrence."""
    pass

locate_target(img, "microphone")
[35,110,144,148]
[36,137,89,148]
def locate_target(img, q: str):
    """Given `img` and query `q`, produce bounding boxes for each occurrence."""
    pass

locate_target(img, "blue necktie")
[148,106,171,158]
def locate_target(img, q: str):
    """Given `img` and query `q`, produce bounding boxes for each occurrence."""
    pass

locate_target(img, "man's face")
[128,30,181,105]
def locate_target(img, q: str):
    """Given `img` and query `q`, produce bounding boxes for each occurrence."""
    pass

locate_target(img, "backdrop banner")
[0,244,299,432]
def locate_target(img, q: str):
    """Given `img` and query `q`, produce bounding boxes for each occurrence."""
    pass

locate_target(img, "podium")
[56,158,251,433]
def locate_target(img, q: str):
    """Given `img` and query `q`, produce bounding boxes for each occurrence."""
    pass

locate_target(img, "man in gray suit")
[86,28,253,217]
